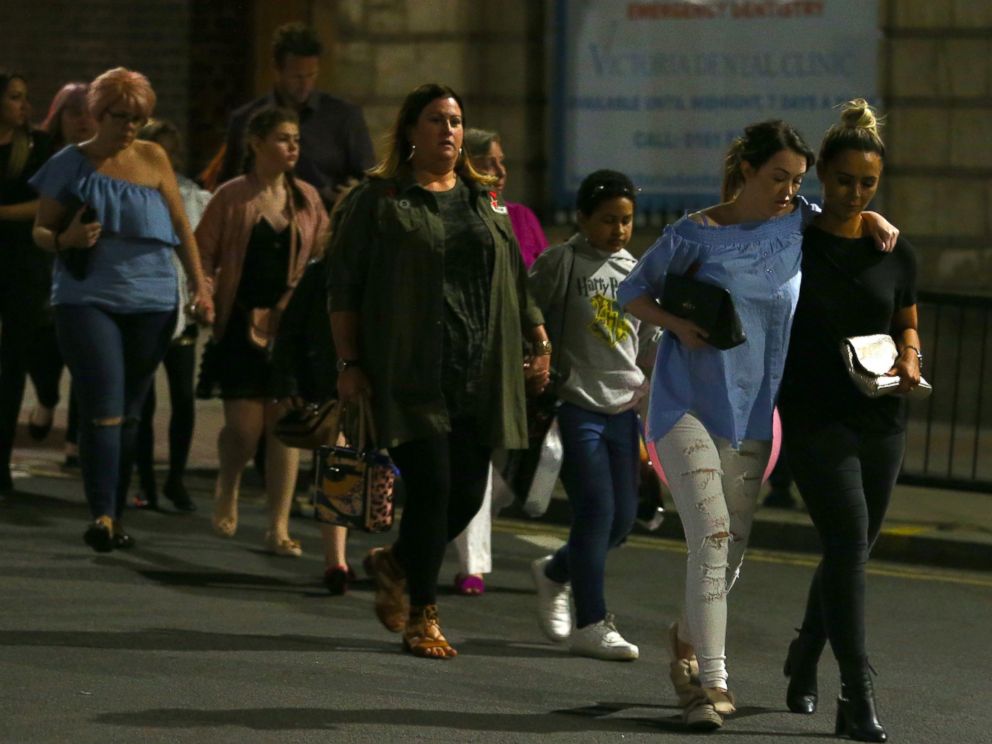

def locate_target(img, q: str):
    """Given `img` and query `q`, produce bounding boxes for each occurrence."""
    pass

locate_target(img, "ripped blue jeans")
[655,412,770,690]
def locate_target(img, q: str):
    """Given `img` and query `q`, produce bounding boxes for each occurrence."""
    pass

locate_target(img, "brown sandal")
[403,604,457,659]
[363,546,408,632]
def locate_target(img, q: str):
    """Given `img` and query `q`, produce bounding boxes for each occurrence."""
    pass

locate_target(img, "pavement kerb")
[19,461,992,574]
[500,496,992,573]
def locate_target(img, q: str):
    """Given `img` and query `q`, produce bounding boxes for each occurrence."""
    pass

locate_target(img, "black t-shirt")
[0,130,53,250]
[779,225,918,433]
[435,179,495,419]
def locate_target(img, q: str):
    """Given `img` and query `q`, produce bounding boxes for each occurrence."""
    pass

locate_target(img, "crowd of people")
[0,20,927,741]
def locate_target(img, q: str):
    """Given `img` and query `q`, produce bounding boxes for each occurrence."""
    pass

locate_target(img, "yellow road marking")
[495,518,992,590]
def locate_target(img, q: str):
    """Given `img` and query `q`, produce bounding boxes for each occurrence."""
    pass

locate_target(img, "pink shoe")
[454,573,485,596]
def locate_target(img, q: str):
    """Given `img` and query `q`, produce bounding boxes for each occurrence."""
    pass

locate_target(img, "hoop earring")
[406,144,416,162]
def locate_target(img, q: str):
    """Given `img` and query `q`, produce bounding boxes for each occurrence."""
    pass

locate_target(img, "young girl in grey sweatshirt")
[529,170,657,661]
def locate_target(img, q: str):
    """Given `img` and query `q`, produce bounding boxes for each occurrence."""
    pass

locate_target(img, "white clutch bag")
[840,334,932,400]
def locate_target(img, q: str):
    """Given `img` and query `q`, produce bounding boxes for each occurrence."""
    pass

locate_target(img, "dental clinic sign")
[552,0,880,210]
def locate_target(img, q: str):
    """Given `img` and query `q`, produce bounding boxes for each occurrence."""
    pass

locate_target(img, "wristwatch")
[336,358,360,372]
[534,339,553,356]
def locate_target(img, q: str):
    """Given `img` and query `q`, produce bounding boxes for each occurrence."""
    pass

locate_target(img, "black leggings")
[136,336,197,488]
[0,311,61,478]
[784,418,904,662]
[389,419,492,606]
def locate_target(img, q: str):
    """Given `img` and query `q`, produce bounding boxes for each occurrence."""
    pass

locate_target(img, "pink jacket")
[196,174,329,339]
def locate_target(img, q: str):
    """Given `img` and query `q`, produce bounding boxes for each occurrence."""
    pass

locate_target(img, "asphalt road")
[1,475,990,744]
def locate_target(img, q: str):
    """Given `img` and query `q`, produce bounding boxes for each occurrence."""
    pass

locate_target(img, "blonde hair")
[88,67,156,121]
[818,98,885,166]
[367,83,494,187]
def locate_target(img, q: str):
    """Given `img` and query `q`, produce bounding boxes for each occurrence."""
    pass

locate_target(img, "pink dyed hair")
[41,82,89,138]
[88,67,156,120]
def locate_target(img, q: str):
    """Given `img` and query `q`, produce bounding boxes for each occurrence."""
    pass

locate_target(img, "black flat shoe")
[83,520,114,553]
[163,479,197,512]
[112,527,136,550]
[27,406,54,441]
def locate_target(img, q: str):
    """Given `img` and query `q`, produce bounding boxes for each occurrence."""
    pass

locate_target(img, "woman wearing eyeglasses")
[30,67,214,552]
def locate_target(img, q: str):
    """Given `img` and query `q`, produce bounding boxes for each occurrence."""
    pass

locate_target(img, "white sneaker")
[568,614,639,661]
[531,555,572,642]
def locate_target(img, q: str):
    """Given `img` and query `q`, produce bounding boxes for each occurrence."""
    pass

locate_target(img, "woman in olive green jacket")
[329,83,550,659]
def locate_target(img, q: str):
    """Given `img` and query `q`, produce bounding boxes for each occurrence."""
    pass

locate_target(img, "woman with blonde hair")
[778,100,918,743]
[30,67,214,549]
[195,105,328,556]
[329,83,550,658]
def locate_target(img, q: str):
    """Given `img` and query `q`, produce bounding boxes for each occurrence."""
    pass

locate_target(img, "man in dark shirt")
[218,22,375,207]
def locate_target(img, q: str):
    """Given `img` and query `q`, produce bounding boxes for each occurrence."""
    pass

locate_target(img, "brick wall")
[2,0,191,153]
[882,0,992,292]
[313,0,549,212]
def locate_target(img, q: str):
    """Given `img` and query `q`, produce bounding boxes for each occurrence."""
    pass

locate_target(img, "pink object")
[454,573,485,596]
[507,201,549,268]
[647,408,783,486]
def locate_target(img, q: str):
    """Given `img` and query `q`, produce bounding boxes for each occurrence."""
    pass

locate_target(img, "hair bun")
[839,98,880,135]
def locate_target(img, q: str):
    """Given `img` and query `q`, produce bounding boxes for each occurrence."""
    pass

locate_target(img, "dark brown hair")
[722,120,815,202]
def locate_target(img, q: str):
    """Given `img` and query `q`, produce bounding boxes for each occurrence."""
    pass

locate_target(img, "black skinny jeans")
[135,335,197,489]
[389,419,492,607]
[0,308,61,481]
[784,418,905,662]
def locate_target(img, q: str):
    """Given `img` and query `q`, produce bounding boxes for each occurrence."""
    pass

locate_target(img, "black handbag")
[56,198,96,280]
[661,264,746,350]
[274,399,340,449]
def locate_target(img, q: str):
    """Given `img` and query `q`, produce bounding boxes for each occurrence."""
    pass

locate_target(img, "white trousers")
[655,413,770,690]
[453,464,495,575]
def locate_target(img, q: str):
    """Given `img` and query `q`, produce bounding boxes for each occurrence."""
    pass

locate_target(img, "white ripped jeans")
[655,413,771,690]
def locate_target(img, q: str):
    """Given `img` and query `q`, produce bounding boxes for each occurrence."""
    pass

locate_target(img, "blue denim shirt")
[618,198,815,446]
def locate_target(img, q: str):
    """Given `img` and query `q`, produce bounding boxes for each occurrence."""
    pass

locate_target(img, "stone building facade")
[3,0,989,291]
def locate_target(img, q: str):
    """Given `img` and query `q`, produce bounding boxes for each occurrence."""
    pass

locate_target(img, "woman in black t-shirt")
[778,100,922,743]
[0,70,53,492]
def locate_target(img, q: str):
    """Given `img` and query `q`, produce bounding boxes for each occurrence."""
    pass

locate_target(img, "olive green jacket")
[327,170,544,449]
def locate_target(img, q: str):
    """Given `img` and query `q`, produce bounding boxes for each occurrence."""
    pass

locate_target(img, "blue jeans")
[545,403,639,628]
[55,305,175,519]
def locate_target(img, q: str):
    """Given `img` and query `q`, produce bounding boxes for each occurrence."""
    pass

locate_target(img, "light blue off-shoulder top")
[29,145,178,312]
[618,197,817,446]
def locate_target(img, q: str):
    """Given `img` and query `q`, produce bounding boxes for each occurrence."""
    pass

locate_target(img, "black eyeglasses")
[106,110,146,126]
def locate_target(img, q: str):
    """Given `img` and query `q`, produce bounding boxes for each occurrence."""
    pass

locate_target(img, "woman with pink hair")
[23,82,97,455]
[30,67,214,551]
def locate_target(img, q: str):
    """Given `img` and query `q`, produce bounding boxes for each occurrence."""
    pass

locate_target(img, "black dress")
[197,218,293,399]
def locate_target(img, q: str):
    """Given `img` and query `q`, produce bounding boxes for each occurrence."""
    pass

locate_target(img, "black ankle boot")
[784,628,825,714]
[836,657,887,742]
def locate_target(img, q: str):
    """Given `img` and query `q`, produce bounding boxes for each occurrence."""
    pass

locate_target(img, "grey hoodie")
[529,233,658,414]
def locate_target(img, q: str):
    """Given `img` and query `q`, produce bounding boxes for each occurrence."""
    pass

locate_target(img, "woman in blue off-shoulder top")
[618,120,897,732]
[30,68,214,553]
